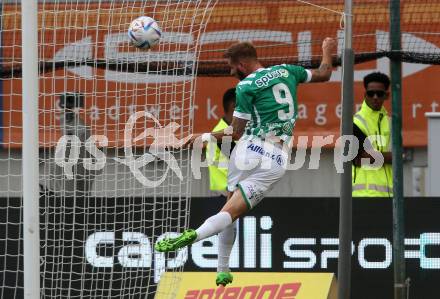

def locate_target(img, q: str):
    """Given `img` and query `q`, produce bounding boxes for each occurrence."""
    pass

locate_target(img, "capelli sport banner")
[1,197,440,298]
[2,1,440,147]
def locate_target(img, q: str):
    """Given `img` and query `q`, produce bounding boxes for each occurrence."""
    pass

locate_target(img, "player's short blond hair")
[223,42,258,63]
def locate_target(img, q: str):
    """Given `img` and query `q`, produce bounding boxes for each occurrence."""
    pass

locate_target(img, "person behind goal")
[156,37,336,286]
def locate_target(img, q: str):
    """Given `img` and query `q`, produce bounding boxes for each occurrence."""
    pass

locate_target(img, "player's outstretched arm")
[310,37,337,82]
[185,116,248,147]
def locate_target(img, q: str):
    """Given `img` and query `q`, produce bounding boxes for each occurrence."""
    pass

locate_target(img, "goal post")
[21,0,40,298]
[338,1,354,299]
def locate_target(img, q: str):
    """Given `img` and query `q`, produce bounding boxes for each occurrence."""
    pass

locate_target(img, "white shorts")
[227,139,287,209]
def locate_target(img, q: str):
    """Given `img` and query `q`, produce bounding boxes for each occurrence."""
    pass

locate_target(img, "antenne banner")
[155,272,338,299]
[1,2,440,147]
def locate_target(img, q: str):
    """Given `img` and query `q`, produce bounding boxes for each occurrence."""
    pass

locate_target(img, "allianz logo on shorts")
[255,69,289,87]
[247,143,285,166]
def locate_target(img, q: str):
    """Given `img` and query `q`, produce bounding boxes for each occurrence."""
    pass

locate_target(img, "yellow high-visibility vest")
[206,119,229,191]
[352,101,393,197]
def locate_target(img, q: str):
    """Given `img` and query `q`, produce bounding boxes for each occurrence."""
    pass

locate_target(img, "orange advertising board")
[1,2,439,147]
[155,272,337,299]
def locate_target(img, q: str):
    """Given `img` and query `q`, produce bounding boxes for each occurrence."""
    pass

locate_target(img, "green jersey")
[233,64,311,141]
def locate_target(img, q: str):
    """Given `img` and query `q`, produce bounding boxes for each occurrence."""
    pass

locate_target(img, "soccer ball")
[128,16,162,49]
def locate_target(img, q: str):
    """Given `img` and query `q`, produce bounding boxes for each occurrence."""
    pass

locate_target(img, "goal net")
[0,0,440,298]
[0,0,218,298]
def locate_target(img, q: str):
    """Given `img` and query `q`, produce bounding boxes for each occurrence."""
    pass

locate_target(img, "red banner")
[2,2,439,147]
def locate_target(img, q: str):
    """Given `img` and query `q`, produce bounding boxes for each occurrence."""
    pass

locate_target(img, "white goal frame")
[22,0,40,298]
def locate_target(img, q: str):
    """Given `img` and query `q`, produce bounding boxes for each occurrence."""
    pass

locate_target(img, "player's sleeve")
[283,64,312,84]
[233,83,253,120]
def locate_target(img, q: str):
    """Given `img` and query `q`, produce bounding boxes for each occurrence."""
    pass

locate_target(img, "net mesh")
[196,0,440,75]
[0,0,439,298]
[2,0,439,79]
[1,0,217,298]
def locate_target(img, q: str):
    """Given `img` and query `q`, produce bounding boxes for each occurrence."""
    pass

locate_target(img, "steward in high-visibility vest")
[206,88,236,195]
[207,118,230,192]
[352,72,393,197]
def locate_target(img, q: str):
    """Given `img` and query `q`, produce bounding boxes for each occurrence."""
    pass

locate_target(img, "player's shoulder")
[279,63,306,71]
[236,74,256,93]
[237,79,253,87]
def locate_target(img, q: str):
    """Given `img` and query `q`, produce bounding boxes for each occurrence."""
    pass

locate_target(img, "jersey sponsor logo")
[255,69,289,88]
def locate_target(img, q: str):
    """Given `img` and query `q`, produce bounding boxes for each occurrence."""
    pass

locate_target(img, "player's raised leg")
[155,188,248,252]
